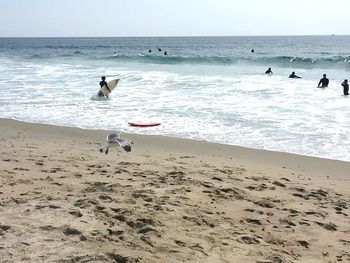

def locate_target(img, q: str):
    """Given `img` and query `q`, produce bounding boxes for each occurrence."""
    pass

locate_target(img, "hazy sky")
[0,0,349,37]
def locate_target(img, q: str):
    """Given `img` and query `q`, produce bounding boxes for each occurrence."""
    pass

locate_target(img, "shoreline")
[1,118,350,262]
[2,117,350,178]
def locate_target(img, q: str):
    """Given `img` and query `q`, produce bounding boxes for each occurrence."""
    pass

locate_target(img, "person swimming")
[318,74,329,88]
[164,51,168,55]
[289,72,302,79]
[265,67,273,74]
[251,49,255,53]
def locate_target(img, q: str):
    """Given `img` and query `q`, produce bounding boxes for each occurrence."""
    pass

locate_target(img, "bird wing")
[115,137,132,152]
[107,132,122,143]
[107,133,118,142]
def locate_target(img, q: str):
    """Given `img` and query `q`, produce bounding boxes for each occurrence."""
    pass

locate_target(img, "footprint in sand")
[74,173,82,178]
[98,194,113,203]
[254,199,275,208]
[63,227,82,236]
[13,167,30,171]
[272,181,286,187]
[2,158,19,162]
[69,210,83,217]
[297,240,310,248]
[0,224,11,235]
[35,160,44,166]
[238,235,261,244]
[315,221,337,231]
[245,184,270,191]
[244,218,263,225]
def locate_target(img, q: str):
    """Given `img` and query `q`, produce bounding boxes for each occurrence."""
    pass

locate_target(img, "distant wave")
[30,54,46,59]
[102,54,350,66]
[251,55,350,65]
[27,51,350,67]
[104,54,234,64]
[29,53,77,59]
[41,45,111,49]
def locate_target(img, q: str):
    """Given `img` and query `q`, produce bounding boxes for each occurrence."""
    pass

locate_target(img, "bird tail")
[99,144,109,154]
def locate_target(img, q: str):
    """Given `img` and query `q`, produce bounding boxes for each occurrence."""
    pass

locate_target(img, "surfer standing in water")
[342,79,349,95]
[318,74,329,88]
[98,76,110,98]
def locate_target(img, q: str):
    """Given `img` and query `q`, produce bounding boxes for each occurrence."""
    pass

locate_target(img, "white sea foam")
[0,59,349,162]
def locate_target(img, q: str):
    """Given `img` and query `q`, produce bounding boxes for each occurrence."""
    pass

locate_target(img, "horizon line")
[0,34,348,38]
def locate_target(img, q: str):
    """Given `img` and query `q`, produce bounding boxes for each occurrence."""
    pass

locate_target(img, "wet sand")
[0,118,349,263]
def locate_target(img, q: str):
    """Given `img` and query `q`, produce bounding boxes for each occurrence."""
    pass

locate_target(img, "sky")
[0,0,349,37]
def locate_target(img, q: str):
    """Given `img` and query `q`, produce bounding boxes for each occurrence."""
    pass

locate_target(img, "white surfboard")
[100,79,120,96]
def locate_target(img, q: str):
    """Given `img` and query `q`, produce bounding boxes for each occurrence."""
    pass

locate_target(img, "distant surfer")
[164,51,168,55]
[342,79,349,95]
[148,49,152,53]
[318,74,329,88]
[265,67,273,74]
[251,49,255,53]
[158,48,162,52]
[289,72,302,79]
[98,76,110,98]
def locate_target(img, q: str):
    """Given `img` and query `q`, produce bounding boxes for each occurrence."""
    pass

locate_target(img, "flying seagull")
[99,132,132,154]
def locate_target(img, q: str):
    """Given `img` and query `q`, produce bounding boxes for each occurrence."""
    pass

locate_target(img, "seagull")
[99,132,132,154]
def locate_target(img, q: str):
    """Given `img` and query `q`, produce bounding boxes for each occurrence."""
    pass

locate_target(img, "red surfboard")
[128,122,161,127]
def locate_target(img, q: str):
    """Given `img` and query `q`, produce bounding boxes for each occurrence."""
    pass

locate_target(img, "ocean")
[0,36,349,161]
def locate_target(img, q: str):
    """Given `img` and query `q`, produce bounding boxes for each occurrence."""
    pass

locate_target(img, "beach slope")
[0,119,349,262]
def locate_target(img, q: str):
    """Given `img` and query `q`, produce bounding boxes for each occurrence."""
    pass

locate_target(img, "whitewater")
[0,36,349,161]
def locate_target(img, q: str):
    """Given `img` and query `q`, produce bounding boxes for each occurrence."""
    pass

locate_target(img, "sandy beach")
[0,118,349,263]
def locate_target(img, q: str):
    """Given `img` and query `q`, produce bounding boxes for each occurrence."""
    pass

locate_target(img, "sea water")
[0,36,349,161]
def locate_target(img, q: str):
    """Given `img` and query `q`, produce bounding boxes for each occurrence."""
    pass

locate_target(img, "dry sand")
[0,118,349,263]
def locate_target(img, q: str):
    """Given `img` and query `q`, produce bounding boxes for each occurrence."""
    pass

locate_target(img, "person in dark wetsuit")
[265,67,273,74]
[342,79,349,95]
[98,76,110,97]
[289,71,302,79]
[148,49,152,53]
[251,49,255,53]
[164,51,168,55]
[318,74,329,88]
